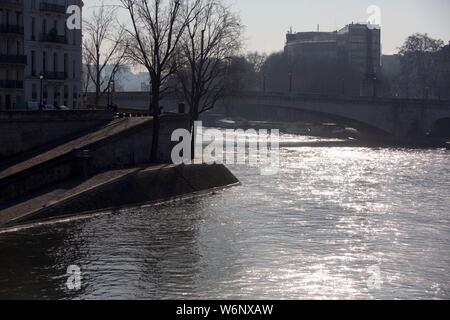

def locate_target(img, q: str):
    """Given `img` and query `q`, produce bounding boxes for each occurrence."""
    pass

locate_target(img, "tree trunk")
[95,84,100,109]
[150,83,160,163]
[190,101,199,161]
[95,59,101,108]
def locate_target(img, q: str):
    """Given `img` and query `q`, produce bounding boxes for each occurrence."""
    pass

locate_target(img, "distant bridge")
[89,92,450,139]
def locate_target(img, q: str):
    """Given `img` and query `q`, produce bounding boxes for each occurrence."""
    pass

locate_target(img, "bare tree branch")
[176,0,243,122]
[83,1,128,108]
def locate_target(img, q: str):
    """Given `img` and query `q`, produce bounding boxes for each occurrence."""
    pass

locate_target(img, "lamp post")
[39,72,44,110]
[110,80,115,107]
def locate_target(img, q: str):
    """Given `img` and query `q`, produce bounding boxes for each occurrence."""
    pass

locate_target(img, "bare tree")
[399,33,444,98]
[176,0,242,156]
[120,0,201,162]
[83,2,128,108]
[246,51,266,74]
[82,49,93,108]
[245,51,267,91]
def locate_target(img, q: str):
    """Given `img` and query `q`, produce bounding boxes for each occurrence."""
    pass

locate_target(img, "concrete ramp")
[0,164,239,228]
[0,118,147,180]
[0,167,141,227]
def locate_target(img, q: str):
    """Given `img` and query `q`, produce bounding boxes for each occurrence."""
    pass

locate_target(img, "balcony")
[0,54,27,65]
[1,0,24,8]
[0,80,24,89]
[0,24,24,35]
[39,33,67,44]
[44,72,67,80]
[39,2,66,14]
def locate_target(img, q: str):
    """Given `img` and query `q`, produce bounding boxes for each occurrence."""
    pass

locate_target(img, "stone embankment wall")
[0,115,190,203]
[0,111,114,160]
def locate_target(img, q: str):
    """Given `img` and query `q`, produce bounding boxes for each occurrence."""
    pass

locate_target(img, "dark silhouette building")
[285,23,381,96]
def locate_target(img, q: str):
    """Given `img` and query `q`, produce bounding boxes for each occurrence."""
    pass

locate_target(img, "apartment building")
[0,0,82,110]
[285,23,381,73]
[0,0,26,110]
[285,23,381,96]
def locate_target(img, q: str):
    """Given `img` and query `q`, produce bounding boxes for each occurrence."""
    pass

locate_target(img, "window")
[31,17,35,40]
[43,51,47,73]
[53,52,58,72]
[73,86,78,109]
[16,11,21,27]
[31,50,36,76]
[6,38,11,55]
[32,84,37,100]
[64,54,68,75]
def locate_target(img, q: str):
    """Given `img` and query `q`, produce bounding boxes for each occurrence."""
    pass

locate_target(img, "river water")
[0,130,449,300]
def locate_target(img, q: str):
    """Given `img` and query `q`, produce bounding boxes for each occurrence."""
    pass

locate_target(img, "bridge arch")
[228,102,392,137]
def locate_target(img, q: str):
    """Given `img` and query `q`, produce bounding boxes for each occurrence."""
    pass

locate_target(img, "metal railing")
[39,33,67,44]
[0,80,24,89]
[0,24,24,35]
[0,55,27,64]
[1,0,24,7]
[39,2,66,14]
[44,72,67,80]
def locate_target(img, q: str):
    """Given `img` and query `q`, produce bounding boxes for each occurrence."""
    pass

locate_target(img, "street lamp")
[109,80,115,107]
[39,72,44,111]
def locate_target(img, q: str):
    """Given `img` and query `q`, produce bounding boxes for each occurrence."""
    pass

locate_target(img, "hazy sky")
[83,0,450,55]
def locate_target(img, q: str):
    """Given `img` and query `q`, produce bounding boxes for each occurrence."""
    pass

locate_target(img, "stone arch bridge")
[91,92,450,139]
[220,93,450,139]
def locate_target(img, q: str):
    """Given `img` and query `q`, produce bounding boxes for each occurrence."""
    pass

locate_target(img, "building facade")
[285,23,381,96]
[0,0,26,110]
[438,42,450,100]
[0,0,82,110]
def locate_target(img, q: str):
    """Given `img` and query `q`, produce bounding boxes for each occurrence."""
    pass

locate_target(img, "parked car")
[27,101,40,110]
[26,102,70,111]
[43,104,57,110]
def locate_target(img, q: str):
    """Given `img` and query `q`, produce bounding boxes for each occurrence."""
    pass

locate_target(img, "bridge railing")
[85,91,450,109]
[234,91,450,106]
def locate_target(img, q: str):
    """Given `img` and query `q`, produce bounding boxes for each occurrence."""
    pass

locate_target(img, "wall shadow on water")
[0,223,86,300]
[0,197,222,300]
